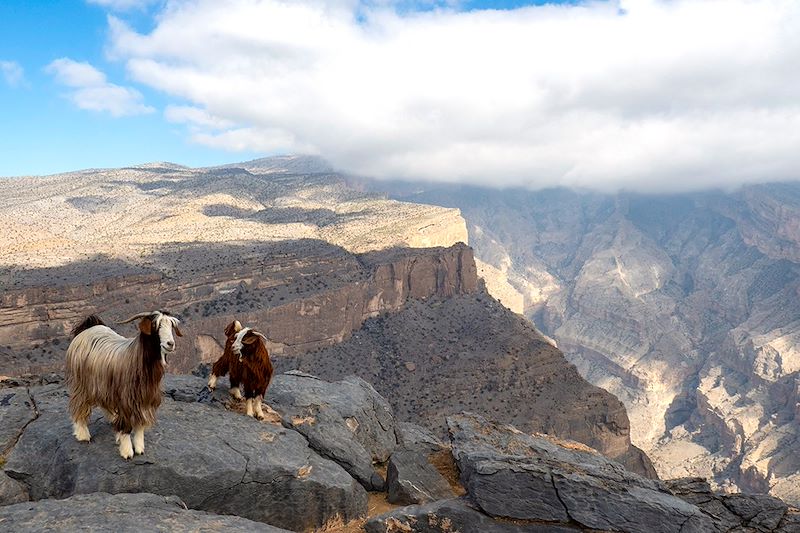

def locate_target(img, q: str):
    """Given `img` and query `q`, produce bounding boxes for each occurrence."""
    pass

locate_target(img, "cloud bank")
[105,0,800,192]
[46,58,154,117]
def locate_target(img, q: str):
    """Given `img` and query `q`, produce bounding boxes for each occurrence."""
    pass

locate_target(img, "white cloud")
[46,58,154,117]
[106,0,800,192]
[0,60,25,87]
[164,105,234,129]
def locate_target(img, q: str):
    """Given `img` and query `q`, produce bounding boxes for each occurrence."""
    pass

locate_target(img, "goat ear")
[174,325,184,337]
[139,317,153,336]
[242,334,259,345]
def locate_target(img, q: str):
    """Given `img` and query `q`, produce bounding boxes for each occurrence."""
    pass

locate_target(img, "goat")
[207,320,246,400]
[65,311,182,459]
[208,320,273,420]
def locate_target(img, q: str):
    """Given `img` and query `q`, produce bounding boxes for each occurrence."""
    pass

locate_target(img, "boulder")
[365,499,578,533]
[386,449,454,505]
[267,371,396,491]
[3,383,367,532]
[0,492,291,532]
[448,413,715,533]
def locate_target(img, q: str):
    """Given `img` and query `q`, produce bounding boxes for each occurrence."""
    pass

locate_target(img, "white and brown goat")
[65,311,182,459]
[208,320,273,420]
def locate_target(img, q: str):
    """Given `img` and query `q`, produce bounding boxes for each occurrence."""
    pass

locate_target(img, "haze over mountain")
[383,180,800,506]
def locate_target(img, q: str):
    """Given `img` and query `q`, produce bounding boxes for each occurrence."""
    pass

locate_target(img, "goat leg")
[133,427,145,455]
[118,433,134,460]
[255,395,266,421]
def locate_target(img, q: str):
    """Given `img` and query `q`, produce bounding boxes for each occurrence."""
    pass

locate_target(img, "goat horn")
[117,312,155,324]
[254,332,269,342]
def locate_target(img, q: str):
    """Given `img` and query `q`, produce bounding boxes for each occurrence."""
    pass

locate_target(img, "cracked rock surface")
[666,478,800,532]
[2,381,367,531]
[447,413,715,533]
[0,492,292,532]
[266,371,397,491]
[0,387,38,456]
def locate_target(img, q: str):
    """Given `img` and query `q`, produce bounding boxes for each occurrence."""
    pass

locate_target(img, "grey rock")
[723,493,788,531]
[386,449,454,505]
[4,386,366,531]
[364,498,578,533]
[396,422,447,453]
[0,387,37,455]
[162,373,230,405]
[448,413,715,533]
[267,371,396,491]
[0,492,290,532]
[667,477,800,532]
[0,470,28,505]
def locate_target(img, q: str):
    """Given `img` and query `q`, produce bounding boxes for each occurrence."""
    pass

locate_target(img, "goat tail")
[71,314,106,338]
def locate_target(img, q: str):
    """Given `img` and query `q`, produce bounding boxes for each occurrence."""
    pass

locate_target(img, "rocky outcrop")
[2,371,796,533]
[283,292,657,479]
[447,413,713,532]
[367,413,800,533]
[0,492,292,532]
[2,380,367,532]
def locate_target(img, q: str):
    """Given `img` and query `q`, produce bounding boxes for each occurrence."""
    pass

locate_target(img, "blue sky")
[0,1,258,176]
[0,0,569,177]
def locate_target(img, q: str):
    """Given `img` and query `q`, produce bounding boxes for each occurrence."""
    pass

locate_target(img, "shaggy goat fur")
[65,311,181,459]
[209,321,274,420]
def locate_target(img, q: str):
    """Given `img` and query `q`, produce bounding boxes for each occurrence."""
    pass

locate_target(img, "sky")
[1,0,800,192]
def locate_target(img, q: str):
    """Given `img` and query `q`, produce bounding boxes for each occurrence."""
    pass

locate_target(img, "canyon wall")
[387,182,800,505]
[0,241,477,375]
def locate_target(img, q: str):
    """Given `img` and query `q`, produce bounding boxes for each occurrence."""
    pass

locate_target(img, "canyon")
[385,182,800,506]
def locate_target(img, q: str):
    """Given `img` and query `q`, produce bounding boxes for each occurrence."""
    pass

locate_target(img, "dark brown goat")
[208,320,274,419]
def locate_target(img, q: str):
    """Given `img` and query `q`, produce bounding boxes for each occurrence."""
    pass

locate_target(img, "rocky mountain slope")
[384,182,800,505]
[280,293,654,477]
[2,373,796,532]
